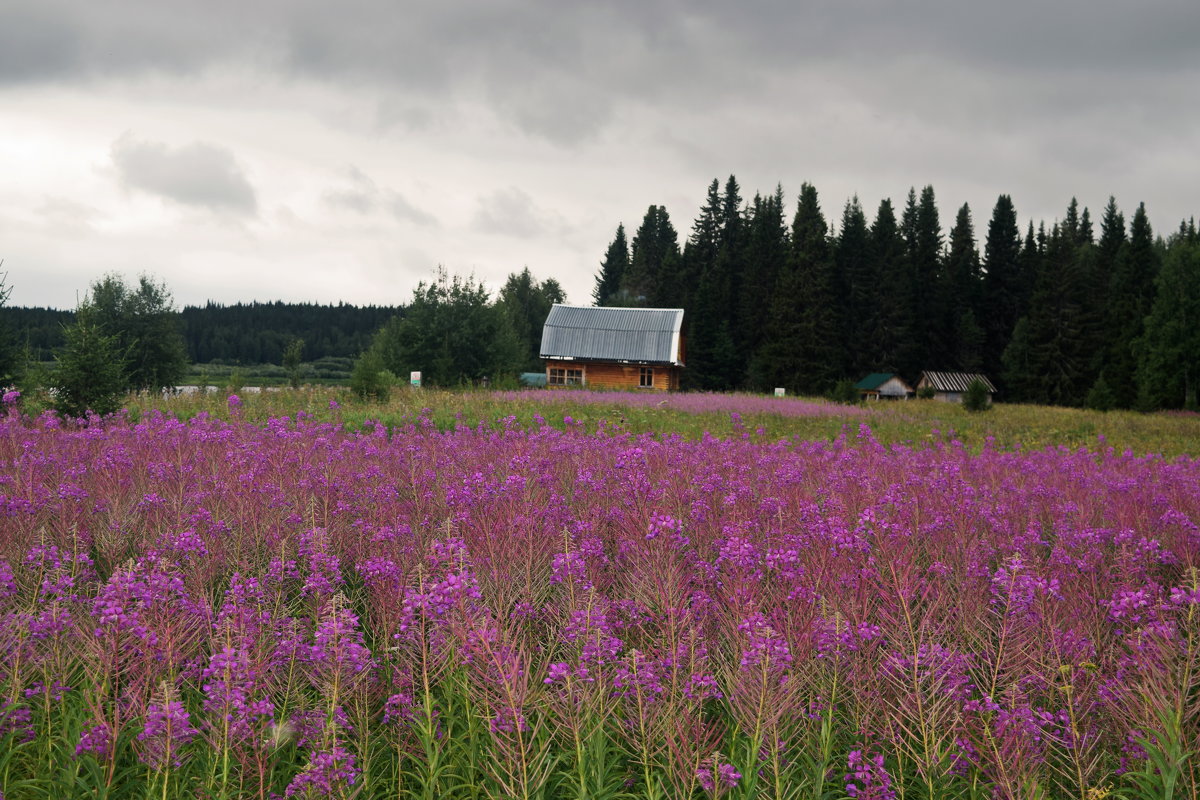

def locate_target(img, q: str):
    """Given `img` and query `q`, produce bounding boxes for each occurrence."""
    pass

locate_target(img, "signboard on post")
[410,371,422,387]
[774,387,786,397]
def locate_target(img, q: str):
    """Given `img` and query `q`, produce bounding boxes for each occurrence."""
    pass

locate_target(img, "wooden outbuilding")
[917,371,996,403]
[855,373,914,400]
[539,305,685,391]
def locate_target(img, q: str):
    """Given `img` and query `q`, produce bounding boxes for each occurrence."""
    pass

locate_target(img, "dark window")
[549,368,583,386]
[639,367,654,388]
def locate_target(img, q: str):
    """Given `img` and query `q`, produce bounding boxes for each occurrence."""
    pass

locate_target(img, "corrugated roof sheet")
[919,371,997,393]
[540,305,685,365]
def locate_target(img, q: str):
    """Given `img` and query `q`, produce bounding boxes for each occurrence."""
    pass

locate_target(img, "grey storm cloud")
[110,134,258,215]
[6,0,1198,145]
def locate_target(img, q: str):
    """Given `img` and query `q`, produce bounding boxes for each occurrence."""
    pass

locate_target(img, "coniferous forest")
[4,302,398,365]
[593,177,1200,410]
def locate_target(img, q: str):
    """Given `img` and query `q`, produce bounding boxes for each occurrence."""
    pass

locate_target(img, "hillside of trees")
[593,177,1199,409]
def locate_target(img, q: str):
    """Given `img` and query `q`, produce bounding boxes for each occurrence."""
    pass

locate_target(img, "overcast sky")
[3,1,1198,310]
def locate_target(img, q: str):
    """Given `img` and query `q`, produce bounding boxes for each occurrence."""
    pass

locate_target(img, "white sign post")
[774,387,786,397]
[410,371,422,387]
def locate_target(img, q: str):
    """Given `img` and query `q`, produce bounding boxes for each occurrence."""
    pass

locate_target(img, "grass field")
[0,388,1197,799]
[119,385,1200,458]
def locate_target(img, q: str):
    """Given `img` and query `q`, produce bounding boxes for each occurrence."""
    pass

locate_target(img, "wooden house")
[917,371,996,403]
[539,305,685,391]
[855,373,914,400]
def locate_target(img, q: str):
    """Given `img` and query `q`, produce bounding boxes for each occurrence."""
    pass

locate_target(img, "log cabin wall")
[545,360,679,391]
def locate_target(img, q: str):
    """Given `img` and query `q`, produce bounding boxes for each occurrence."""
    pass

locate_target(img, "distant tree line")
[593,177,1200,409]
[4,301,400,364]
[1,265,565,411]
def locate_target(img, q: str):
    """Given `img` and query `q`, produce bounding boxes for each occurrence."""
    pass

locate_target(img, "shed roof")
[539,305,685,366]
[919,371,997,393]
[855,373,897,391]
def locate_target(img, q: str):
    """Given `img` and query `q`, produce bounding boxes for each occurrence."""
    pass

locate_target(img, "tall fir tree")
[1002,223,1091,406]
[750,183,839,394]
[682,178,737,389]
[836,196,875,378]
[593,224,629,306]
[0,271,23,388]
[1106,203,1161,408]
[737,187,789,376]
[981,195,1023,381]
[899,186,945,374]
[1085,197,1126,394]
[869,198,913,375]
[944,203,984,371]
[681,178,724,294]
[1136,238,1200,409]
[625,206,679,305]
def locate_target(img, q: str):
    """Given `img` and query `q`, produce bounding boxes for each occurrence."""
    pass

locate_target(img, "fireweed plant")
[0,406,1197,799]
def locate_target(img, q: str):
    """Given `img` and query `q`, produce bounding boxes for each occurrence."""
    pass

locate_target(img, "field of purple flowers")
[1,405,1198,799]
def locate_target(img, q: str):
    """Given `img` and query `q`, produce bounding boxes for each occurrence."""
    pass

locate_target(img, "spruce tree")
[981,195,1022,381]
[836,196,874,378]
[1137,239,1200,409]
[1107,203,1161,407]
[869,199,913,376]
[750,184,839,394]
[681,179,733,388]
[945,203,983,371]
[1002,224,1091,405]
[0,270,23,388]
[625,206,680,305]
[738,187,789,376]
[899,187,944,374]
[1088,197,1126,392]
[52,308,128,417]
[592,224,629,306]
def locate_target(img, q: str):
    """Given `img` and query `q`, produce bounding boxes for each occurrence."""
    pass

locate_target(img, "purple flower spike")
[138,698,198,769]
[697,757,741,796]
[845,748,896,800]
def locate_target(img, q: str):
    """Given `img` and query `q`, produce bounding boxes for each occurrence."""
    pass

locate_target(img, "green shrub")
[828,379,860,405]
[350,350,392,401]
[963,378,991,412]
[1086,374,1117,411]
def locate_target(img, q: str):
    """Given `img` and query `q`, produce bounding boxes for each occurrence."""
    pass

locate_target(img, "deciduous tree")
[85,273,188,393]
[370,268,520,386]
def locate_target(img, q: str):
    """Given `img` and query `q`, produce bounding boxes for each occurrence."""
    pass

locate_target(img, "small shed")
[917,371,996,403]
[855,373,914,401]
[539,305,685,391]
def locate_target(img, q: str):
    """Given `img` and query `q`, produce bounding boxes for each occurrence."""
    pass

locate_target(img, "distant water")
[172,385,277,395]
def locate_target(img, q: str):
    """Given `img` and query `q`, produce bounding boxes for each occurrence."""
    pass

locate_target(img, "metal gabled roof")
[539,305,685,366]
[919,371,997,393]
[855,373,897,391]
